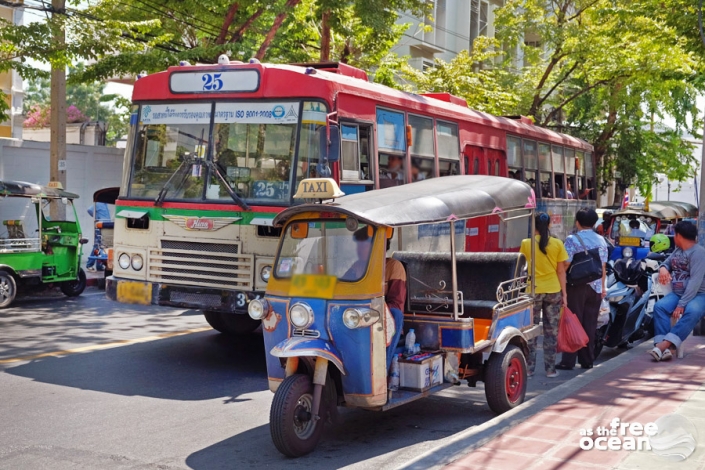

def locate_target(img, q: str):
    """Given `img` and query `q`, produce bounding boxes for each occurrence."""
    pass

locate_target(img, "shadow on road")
[4,331,268,402]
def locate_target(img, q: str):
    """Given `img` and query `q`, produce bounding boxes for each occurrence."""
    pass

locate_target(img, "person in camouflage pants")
[520,212,568,378]
[527,293,562,375]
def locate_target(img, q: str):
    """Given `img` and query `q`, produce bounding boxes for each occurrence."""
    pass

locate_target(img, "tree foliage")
[387,0,704,194]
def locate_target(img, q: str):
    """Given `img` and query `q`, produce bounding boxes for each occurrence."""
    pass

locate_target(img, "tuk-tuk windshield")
[41,199,77,222]
[612,217,654,239]
[275,220,375,282]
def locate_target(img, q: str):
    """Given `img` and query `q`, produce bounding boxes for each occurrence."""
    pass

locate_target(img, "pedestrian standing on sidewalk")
[558,208,608,370]
[520,212,569,378]
[650,221,705,361]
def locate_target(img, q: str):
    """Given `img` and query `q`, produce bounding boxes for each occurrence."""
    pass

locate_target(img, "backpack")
[566,234,603,286]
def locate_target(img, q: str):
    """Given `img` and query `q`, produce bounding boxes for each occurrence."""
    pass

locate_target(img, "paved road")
[0,289,625,469]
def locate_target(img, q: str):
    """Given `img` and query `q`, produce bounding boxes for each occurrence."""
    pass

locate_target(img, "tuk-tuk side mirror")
[385,227,394,239]
[290,222,309,239]
[61,197,68,205]
[79,237,89,245]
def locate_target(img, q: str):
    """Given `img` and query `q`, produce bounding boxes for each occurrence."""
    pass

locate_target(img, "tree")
[387,0,704,194]
[23,64,131,146]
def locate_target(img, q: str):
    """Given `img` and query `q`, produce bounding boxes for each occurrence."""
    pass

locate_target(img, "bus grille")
[148,239,253,290]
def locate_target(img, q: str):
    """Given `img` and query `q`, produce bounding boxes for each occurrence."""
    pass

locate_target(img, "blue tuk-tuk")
[247,176,539,457]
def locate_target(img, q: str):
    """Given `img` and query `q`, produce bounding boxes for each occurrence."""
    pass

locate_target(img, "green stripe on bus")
[115,206,275,224]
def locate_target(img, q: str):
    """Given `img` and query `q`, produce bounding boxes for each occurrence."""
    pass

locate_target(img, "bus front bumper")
[106,276,262,314]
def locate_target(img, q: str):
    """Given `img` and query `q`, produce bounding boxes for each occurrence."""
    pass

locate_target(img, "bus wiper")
[154,158,191,206]
[208,160,251,211]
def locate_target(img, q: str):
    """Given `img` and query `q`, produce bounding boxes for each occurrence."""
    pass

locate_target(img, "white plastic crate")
[399,353,443,392]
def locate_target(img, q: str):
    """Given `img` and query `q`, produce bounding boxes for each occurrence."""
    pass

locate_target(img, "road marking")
[0,326,213,364]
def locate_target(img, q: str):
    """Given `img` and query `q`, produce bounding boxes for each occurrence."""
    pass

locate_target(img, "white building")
[0,1,24,139]
[393,1,505,70]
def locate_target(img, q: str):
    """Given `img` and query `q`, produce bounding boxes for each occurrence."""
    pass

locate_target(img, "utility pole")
[50,0,66,219]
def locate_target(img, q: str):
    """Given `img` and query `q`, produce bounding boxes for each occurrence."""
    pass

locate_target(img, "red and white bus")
[107,57,595,334]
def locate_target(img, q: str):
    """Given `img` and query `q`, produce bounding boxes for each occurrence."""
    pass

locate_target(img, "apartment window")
[470,0,490,48]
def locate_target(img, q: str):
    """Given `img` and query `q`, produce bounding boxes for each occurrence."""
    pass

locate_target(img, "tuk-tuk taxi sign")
[294,178,345,200]
[289,274,337,299]
[47,181,64,190]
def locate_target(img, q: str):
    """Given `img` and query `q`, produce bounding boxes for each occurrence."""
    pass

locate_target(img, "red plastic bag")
[557,307,589,353]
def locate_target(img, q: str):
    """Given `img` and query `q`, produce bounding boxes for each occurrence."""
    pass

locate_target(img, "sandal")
[661,349,673,361]
[649,347,663,361]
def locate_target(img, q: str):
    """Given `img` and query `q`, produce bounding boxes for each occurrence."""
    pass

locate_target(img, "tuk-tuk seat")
[392,252,525,320]
[3,220,26,239]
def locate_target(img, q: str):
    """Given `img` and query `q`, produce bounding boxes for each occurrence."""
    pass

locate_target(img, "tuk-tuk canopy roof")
[612,209,660,219]
[650,201,697,219]
[93,187,119,204]
[0,180,79,199]
[274,176,535,227]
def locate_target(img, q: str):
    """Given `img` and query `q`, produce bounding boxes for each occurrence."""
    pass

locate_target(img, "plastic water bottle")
[405,329,416,355]
[389,354,400,391]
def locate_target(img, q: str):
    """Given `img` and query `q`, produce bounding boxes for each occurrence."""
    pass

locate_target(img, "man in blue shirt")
[557,208,608,370]
[86,202,111,271]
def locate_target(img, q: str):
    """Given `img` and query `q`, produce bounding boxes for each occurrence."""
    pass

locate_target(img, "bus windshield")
[127,101,328,205]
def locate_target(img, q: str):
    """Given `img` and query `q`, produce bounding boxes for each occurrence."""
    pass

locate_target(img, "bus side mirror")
[319,125,340,163]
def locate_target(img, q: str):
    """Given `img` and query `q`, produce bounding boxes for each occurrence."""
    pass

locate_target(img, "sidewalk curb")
[398,340,654,470]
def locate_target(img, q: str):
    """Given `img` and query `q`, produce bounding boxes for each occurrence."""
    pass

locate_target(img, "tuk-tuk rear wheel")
[270,374,324,457]
[60,268,86,297]
[0,272,17,308]
[485,345,527,414]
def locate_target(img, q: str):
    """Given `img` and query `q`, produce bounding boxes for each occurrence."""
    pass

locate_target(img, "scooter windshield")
[275,220,376,282]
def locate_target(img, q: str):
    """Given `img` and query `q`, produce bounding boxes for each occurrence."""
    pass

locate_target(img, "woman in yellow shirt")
[520,212,569,378]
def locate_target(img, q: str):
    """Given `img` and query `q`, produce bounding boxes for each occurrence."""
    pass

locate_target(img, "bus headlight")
[289,303,314,329]
[131,254,144,271]
[118,253,130,270]
[260,265,272,282]
[343,308,380,329]
[623,247,634,259]
[248,299,270,320]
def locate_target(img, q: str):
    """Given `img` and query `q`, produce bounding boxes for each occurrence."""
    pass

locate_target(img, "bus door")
[484,148,504,251]
[463,145,492,252]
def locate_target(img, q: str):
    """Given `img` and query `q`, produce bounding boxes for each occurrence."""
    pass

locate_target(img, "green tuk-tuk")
[0,180,88,308]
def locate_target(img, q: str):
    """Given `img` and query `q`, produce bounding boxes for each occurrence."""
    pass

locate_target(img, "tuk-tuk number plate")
[619,236,641,247]
[117,281,152,305]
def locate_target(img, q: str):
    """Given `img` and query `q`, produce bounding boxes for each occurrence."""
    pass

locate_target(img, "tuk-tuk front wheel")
[484,345,527,414]
[60,268,86,297]
[270,374,324,457]
[0,272,17,308]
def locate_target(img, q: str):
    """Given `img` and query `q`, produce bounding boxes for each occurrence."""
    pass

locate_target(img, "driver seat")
[3,220,25,239]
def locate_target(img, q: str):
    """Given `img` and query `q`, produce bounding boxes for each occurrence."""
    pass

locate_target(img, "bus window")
[439,159,460,176]
[523,139,537,190]
[377,108,406,187]
[538,143,552,198]
[296,102,329,191]
[473,158,480,174]
[585,152,596,200]
[341,123,361,181]
[552,146,566,198]
[507,136,522,179]
[409,115,435,181]
[130,102,211,200]
[576,151,586,198]
[359,127,372,181]
[495,160,501,176]
[565,148,576,199]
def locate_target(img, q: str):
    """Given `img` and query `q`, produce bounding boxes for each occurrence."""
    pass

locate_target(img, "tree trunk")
[320,10,331,62]
[216,3,239,45]
[229,8,264,44]
[255,0,301,60]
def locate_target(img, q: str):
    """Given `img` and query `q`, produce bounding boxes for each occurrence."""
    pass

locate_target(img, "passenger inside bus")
[379,154,405,186]
[411,161,425,182]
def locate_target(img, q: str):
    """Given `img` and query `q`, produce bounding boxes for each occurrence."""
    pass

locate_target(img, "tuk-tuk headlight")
[260,265,272,282]
[289,302,314,329]
[118,253,130,270]
[623,247,634,259]
[131,254,143,271]
[248,298,269,320]
[343,308,381,329]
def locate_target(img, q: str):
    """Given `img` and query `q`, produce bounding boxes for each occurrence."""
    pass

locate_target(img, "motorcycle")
[594,253,665,358]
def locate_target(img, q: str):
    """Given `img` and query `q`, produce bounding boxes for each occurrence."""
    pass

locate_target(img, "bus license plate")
[117,281,152,305]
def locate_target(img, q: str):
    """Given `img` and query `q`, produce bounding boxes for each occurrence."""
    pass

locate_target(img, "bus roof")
[0,180,79,199]
[273,175,534,227]
[132,62,593,152]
